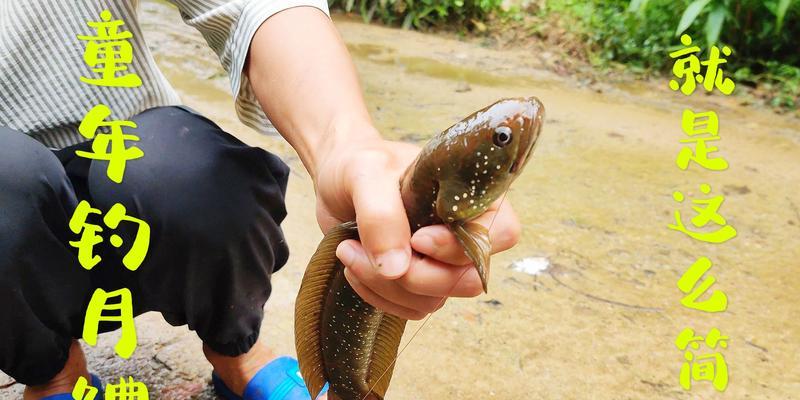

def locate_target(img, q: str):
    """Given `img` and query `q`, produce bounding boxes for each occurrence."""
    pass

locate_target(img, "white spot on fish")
[454,195,460,200]
[452,205,458,211]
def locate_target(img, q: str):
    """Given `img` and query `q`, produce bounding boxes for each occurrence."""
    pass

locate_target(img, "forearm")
[245,7,379,179]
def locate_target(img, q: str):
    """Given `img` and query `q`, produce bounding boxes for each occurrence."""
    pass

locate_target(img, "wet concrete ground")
[2,1,798,398]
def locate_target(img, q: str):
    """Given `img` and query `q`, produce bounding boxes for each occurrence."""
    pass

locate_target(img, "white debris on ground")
[509,257,550,275]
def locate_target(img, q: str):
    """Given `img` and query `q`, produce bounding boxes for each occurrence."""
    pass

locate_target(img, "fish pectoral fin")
[450,221,492,293]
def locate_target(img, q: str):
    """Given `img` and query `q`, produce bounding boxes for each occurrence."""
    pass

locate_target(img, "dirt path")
[2,2,797,399]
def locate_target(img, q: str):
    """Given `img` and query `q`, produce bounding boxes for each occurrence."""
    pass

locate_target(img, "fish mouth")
[510,98,544,174]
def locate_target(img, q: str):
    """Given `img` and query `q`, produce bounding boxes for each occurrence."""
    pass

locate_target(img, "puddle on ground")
[347,42,553,89]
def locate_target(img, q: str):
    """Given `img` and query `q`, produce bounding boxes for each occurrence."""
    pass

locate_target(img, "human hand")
[313,126,521,321]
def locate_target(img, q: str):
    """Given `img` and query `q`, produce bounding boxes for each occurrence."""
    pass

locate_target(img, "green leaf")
[401,12,414,29]
[627,0,650,15]
[359,0,372,22]
[704,5,725,45]
[365,0,378,22]
[676,0,712,36]
[776,0,794,32]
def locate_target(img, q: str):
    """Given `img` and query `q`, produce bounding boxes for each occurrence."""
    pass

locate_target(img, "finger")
[343,267,427,321]
[349,157,411,279]
[338,240,444,314]
[483,199,521,254]
[397,253,485,298]
[411,199,521,264]
[410,225,472,266]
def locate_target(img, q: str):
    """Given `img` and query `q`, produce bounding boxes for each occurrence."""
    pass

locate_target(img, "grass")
[328,0,800,113]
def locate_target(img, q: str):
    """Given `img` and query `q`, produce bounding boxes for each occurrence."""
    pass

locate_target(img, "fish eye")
[493,126,513,147]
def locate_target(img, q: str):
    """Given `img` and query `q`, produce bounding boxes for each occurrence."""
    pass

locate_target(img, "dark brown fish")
[295,97,545,400]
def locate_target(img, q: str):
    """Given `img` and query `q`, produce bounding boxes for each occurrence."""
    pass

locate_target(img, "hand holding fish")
[312,136,522,320]
[246,14,541,399]
[297,98,543,400]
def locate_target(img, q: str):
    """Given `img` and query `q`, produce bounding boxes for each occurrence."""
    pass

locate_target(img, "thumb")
[351,168,411,279]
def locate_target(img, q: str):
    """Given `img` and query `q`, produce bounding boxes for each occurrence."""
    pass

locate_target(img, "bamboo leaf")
[705,5,726,45]
[360,0,373,22]
[676,0,712,36]
[401,12,414,29]
[776,0,794,32]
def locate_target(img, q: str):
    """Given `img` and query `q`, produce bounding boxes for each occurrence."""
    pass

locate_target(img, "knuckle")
[397,275,420,294]
[357,148,392,165]
[360,293,385,310]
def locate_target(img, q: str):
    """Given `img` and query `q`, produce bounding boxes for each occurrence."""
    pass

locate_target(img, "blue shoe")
[212,356,329,400]
[42,374,103,399]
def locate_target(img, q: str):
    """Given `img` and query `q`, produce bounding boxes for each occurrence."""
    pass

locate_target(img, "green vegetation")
[329,0,800,110]
[328,0,503,29]
[540,0,799,109]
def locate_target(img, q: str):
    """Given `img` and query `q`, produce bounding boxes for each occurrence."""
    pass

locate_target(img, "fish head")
[431,96,545,223]
[419,96,544,293]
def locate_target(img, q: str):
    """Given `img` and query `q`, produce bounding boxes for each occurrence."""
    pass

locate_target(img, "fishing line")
[486,189,510,235]
[361,189,512,400]
[360,267,470,400]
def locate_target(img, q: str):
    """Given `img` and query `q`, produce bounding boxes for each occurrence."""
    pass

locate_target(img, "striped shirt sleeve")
[166,0,331,135]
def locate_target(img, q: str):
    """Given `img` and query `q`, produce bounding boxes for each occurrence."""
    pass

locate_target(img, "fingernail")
[337,242,357,266]
[375,249,409,278]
